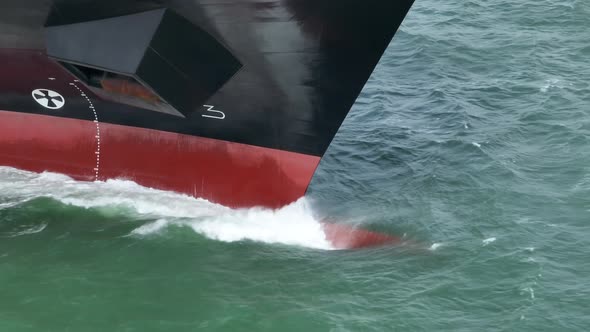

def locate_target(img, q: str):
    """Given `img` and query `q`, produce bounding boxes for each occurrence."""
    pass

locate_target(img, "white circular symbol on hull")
[32,89,65,110]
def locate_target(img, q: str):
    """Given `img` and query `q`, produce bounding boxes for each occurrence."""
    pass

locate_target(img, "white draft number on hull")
[32,89,65,110]
[202,104,225,120]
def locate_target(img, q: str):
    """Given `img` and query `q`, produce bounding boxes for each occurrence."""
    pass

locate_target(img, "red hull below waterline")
[322,223,403,250]
[0,110,320,209]
[0,111,402,249]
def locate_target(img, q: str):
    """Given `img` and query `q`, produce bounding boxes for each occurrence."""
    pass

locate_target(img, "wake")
[0,167,333,249]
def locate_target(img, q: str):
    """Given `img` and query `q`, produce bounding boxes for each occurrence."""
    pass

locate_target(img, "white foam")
[0,167,333,250]
[482,237,496,246]
[521,286,535,300]
[0,201,28,209]
[189,203,332,249]
[429,243,443,251]
[9,223,48,237]
[131,219,170,236]
[540,78,561,93]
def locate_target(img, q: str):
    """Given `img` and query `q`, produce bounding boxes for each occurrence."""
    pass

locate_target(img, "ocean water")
[1,0,590,330]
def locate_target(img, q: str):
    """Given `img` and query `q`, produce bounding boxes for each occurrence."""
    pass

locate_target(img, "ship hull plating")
[0,110,319,209]
[0,0,416,248]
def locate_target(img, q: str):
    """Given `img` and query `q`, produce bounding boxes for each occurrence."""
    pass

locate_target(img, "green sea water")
[1,0,590,330]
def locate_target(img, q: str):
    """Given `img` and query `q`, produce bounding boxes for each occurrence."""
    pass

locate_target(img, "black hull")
[1,0,414,157]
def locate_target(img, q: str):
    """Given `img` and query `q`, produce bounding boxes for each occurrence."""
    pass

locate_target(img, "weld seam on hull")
[69,81,102,180]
